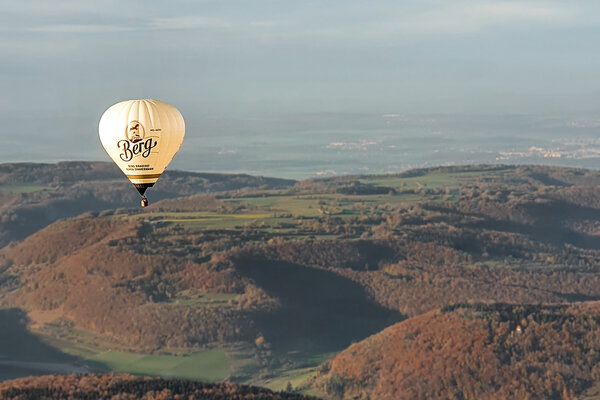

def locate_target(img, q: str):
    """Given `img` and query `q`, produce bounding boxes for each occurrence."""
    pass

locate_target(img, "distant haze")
[2,1,600,177]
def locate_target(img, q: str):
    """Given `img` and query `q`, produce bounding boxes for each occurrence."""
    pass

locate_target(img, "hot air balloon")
[98,99,185,207]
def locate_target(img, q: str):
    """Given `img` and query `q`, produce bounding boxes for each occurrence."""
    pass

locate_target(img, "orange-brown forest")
[3,163,600,398]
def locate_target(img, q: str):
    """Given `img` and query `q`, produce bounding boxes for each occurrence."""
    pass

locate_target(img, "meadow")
[36,324,333,394]
[38,325,230,381]
[133,168,506,239]
[0,184,51,193]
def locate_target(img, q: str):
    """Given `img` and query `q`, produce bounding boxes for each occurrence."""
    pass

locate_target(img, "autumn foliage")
[0,374,319,400]
[317,302,600,400]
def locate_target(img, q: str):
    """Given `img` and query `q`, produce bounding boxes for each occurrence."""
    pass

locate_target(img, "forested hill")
[315,302,600,400]
[0,161,295,246]
[0,374,320,400]
[5,164,600,396]
[0,162,295,190]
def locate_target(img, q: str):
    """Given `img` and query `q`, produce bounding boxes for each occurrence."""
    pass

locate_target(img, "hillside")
[0,373,320,399]
[0,161,295,246]
[0,214,266,351]
[316,302,600,400]
[4,164,600,392]
[0,210,398,357]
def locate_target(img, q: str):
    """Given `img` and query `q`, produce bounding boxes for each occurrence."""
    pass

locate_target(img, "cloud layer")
[1,0,599,118]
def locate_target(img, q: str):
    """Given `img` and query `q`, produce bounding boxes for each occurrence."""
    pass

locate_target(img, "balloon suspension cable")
[140,196,149,208]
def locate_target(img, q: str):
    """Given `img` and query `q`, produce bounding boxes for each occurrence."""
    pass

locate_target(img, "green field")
[226,195,323,217]
[89,350,229,381]
[38,326,331,391]
[252,352,335,393]
[135,211,274,229]
[129,169,503,242]
[166,292,239,308]
[41,330,230,381]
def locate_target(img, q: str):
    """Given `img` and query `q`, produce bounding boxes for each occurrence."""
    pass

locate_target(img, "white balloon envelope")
[98,99,185,205]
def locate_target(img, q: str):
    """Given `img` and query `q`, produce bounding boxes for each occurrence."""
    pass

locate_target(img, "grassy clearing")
[226,195,322,217]
[139,211,273,229]
[226,192,425,217]
[253,352,336,393]
[0,184,50,193]
[30,323,330,392]
[141,173,465,233]
[130,170,474,240]
[40,329,230,381]
[139,191,432,240]
[263,367,316,391]
[89,350,229,381]
[166,293,239,308]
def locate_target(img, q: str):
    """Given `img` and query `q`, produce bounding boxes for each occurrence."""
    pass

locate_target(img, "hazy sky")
[2,1,600,166]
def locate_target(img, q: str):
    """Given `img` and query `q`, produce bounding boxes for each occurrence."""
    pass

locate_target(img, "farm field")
[131,167,504,242]
[134,168,511,238]
[38,327,230,381]
[36,325,330,395]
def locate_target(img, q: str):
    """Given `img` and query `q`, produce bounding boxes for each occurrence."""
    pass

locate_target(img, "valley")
[3,162,600,398]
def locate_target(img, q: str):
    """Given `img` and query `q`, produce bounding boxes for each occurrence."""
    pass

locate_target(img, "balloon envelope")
[98,99,185,195]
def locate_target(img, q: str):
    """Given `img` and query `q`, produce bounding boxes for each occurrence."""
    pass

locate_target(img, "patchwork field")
[135,168,509,239]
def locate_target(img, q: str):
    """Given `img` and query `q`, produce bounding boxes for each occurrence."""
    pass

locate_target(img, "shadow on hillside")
[528,172,570,187]
[0,308,92,381]
[236,258,403,354]
[428,200,600,251]
[473,218,600,250]
[480,201,600,250]
[2,193,132,246]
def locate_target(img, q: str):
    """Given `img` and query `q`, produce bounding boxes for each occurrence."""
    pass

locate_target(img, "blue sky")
[2,1,600,167]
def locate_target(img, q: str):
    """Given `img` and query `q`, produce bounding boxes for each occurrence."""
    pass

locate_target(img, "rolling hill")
[316,302,600,400]
[0,161,295,247]
[4,163,600,396]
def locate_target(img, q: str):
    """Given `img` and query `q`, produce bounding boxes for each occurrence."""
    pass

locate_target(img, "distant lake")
[4,113,600,179]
